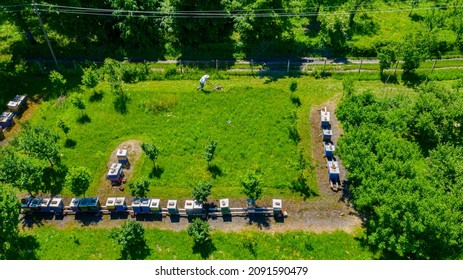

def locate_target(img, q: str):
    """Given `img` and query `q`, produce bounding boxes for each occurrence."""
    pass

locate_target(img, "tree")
[141,143,159,167]
[57,119,70,139]
[240,172,263,202]
[109,221,149,260]
[187,218,212,247]
[377,44,397,75]
[13,123,60,168]
[192,181,212,202]
[103,58,124,95]
[204,140,217,165]
[65,166,91,197]
[0,183,20,260]
[81,67,100,93]
[129,178,150,198]
[49,70,67,96]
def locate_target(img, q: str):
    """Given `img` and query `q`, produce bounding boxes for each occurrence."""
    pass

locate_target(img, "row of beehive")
[320,108,341,190]
[21,196,284,216]
[1,95,27,140]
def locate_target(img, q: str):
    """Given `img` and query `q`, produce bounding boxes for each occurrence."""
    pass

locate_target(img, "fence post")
[431,59,437,74]
[323,59,327,72]
[393,60,399,75]
[216,59,218,75]
[287,59,290,73]
[251,59,254,76]
[179,59,182,73]
[358,60,363,73]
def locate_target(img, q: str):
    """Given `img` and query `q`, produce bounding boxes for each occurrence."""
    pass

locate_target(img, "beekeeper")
[197,74,209,90]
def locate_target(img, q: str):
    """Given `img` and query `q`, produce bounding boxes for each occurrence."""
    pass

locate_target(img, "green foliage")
[81,67,99,91]
[141,143,159,166]
[204,140,217,164]
[71,95,86,114]
[0,183,20,260]
[342,78,354,97]
[13,123,61,168]
[103,58,124,95]
[192,181,212,202]
[109,221,149,260]
[65,166,91,197]
[187,218,212,246]
[240,172,263,201]
[49,71,67,96]
[129,178,150,198]
[377,44,397,74]
[0,150,43,195]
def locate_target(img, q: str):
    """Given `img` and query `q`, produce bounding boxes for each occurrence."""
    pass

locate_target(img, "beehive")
[193,200,203,214]
[29,198,42,210]
[106,197,116,210]
[322,129,332,141]
[132,198,141,213]
[115,197,126,212]
[149,199,161,213]
[185,200,194,215]
[220,199,230,214]
[50,197,64,214]
[324,143,335,158]
[39,198,51,212]
[167,200,177,214]
[107,163,123,184]
[328,161,340,182]
[7,95,26,112]
[320,110,331,129]
[20,197,33,211]
[116,149,128,164]
[0,112,14,129]
[140,198,151,213]
[79,198,90,212]
[272,199,282,214]
[69,198,81,212]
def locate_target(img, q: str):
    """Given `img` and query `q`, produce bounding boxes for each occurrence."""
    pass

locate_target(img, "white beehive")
[193,200,203,214]
[220,198,230,214]
[106,197,116,210]
[150,199,160,213]
[185,200,194,215]
[272,199,282,214]
[116,149,128,163]
[167,200,177,214]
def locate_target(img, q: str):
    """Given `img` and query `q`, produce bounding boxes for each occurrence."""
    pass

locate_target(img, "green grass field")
[20,225,373,260]
[27,76,342,199]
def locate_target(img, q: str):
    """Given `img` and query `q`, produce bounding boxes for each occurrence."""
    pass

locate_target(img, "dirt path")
[21,103,362,234]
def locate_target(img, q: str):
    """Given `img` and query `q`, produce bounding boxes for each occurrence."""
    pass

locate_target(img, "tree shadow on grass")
[149,166,164,179]
[290,175,318,201]
[77,114,91,124]
[402,71,427,88]
[64,139,77,148]
[89,90,104,102]
[207,164,222,179]
[114,94,129,114]
[192,240,216,259]
[7,235,40,260]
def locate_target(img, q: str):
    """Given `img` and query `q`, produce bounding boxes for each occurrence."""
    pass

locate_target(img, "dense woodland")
[336,81,463,259]
[1,0,463,59]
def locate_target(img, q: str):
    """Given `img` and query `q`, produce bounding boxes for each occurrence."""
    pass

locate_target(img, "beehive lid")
[40,198,51,207]
[106,197,116,207]
[21,197,32,206]
[79,198,90,207]
[320,111,331,122]
[132,198,141,206]
[167,200,177,209]
[323,129,332,135]
[0,112,13,122]
[70,198,80,207]
[14,95,26,102]
[193,200,203,210]
[107,163,122,176]
[116,149,128,157]
[7,101,19,109]
[88,197,99,206]
[140,198,151,207]
[184,200,194,210]
[50,197,62,206]
[150,199,160,208]
[324,143,335,152]
[220,199,229,208]
[329,161,340,174]
[272,199,282,209]
[115,197,125,205]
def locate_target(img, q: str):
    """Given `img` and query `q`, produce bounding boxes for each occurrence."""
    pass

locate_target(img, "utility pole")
[32,1,59,70]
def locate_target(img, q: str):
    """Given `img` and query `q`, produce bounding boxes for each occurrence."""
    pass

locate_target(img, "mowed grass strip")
[28,76,338,199]
[22,225,373,260]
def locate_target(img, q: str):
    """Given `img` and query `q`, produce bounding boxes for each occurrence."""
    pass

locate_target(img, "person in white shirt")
[197,74,209,90]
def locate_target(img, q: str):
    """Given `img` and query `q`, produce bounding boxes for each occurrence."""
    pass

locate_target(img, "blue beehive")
[70,198,81,212]
[115,197,126,212]
[29,198,42,211]
[7,95,27,112]
[328,161,340,182]
[0,112,14,129]
[107,163,124,185]
[132,198,142,214]
[324,143,335,158]
[50,197,64,214]
[116,149,129,164]
[140,198,151,213]
[320,109,331,129]
[88,197,100,211]
[322,129,332,141]
[79,198,90,212]
[40,198,51,212]
[20,197,33,211]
